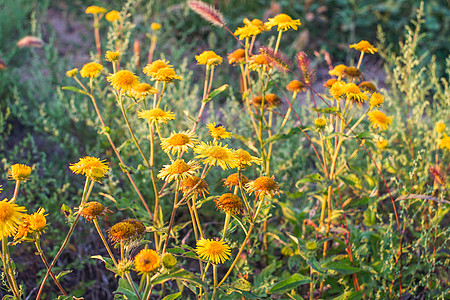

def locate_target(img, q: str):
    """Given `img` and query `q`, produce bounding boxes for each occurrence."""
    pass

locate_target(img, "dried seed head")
[259,47,291,72]
[188,1,226,28]
[296,52,314,84]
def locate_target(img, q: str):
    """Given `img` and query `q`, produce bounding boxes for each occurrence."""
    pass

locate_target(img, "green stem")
[11,180,20,201]
[93,219,118,266]
[2,236,20,298]
[221,213,231,241]
[274,30,283,54]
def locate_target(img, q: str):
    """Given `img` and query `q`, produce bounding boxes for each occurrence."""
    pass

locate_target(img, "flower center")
[207,241,224,254]
[254,177,277,191]
[0,202,14,222]
[168,134,190,146]
[209,147,228,159]
[275,14,292,23]
[168,160,191,174]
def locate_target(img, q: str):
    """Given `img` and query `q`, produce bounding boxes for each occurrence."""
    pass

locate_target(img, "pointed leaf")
[267,273,312,294]
[162,292,182,300]
[62,86,89,95]
[202,84,229,103]
[323,261,361,274]
[332,291,363,300]
[151,268,206,288]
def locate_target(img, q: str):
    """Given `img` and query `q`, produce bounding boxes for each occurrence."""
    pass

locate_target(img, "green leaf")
[323,261,361,274]
[356,131,372,139]
[151,268,206,288]
[313,107,339,114]
[296,174,333,187]
[202,84,229,103]
[55,269,72,280]
[115,278,141,300]
[332,291,363,300]
[162,292,182,300]
[62,86,89,95]
[265,126,307,144]
[267,273,312,294]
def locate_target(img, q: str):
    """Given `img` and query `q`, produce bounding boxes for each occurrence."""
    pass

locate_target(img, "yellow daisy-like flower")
[134,249,160,274]
[324,78,337,89]
[160,131,199,155]
[157,159,200,182]
[359,81,377,93]
[369,92,385,108]
[286,80,305,93]
[196,238,231,264]
[151,23,161,31]
[194,142,237,170]
[377,138,388,149]
[251,94,281,108]
[223,173,249,189]
[314,117,327,129]
[343,66,362,80]
[8,164,31,181]
[85,6,107,14]
[215,193,244,215]
[248,54,270,71]
[107,70,140,92]
[66,68,78,77]
[328,64,347,77]
[123,219,146,238]
[195,50,223,66]
[69,156,110,180]
[105,50,120,62]
[129,83,157,100]
[234,24,261,40]
[108,221,136,244]
[227,49,246,65]
[345,83,368,102]
[329,80,346,99]
[349,40,378,54]
[435,121,446,133]
[138,108,175,124]
[438,134,450,151]
[80,62,103,78]
[246,176,280,198]
[180,176,209,197]
[143,59,172,77]
[79,201,110,222]
[28,207,47,232]
[0,198,26,239]
[265,13,301,31]
[152,67,182,83]
[207,123,232,139]
[233,149,262,168]
[367,110,392,131]
[105,10,120,22]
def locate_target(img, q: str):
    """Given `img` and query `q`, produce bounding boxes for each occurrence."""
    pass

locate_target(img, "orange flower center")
[168,134,190,146]
[0,202,14,222]
[253,176,277,191]
[168,160,191,174]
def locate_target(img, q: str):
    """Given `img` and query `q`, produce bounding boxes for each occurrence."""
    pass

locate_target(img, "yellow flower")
[233,149,262,168]
[251,93,281,108]
[349,40,378,54]
[227,49,246,65]
[369,92,385,108]
[359,81,377,93]
[246,176,280,198]
[438,134,450,151]
[180,176,209,197]
[157,159,200,182]
[435,121,446,133]
[323,78,337,89]
[80,62,103,78]
[196,238,231,264]
[85,6,107,14]
[328,64,347,77]
[265,13,301,31]
[195,50,223,66]
[194,142,237,170]
[151,23,161,31]
[105,50,120,62]
[66,68,78,77]
[207,123,232,139]
[27,207,47,232]
[314,117,327,129]
[138,108,175,124]
[345,83,368,102]
[152,67,182,83]
[160,131,199,155]
[8,164,31,181]
[223,173,249,189]
[377,138,388,149]
[330,80,346,99]
[215,193,244,215]
[79,201,110,222]
[367,110,392,131]
[108,221,136,244]
[129,83,157,100]
[143,59,172,77]
[343,66,362,80]
[234,24,261,40]
[0,198,26,239]
[135,249,160,274]
[248,54,270,71]
[107,70,140,92]
[105,10,120,22]
[69,156,109,181]
[123,219,146,238]
[286,80,305,93]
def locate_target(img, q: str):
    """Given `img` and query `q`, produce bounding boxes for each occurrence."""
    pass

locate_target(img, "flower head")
[329,80,346,99]
[143,59,172,77]
[161,131,199,155]
[233,149,262,169]
[246,176,280,198]
[435,121,446,133]
[8,164,31,181]
[367,110,392,131]
[180,176,209,197]
[152,67,182,83]
[251,93,281,108]
[157,159,200,182]
[80,62,103,78]
[248,54,270,71]
[215,193,244,215]
[123,219,146,238]
[286,80,305,93]
[265,13,301,31]
[359,81,377,93]
[107,70,140,92]
[26,207,47,235]
[85,6,107,14]
[438,134,450,151]
[314,117,327,129]
[69,156,109,181]
[369,92,384,108]
[80,201,110,222]
[196,238,231,264]
[223,173,249,189]
[349,40,378,54]
[66,68,78,77]
[138,108,175,124]
[227,49,246,65]
[377,138,388,149]
[0,198,26,239]
[129,83,157,100]
[194,142,237,170]
[343,66,362,80]
[345,83,368,102]
[151,23,161,31]
[105,10,120,22]
[108,221,137,244]
[134,249,160,274]
[207,123,232,139]
[105,50,120,62]
[323,78,337,89]
[328,64,347,77]
[162,253,177,269]
[196,50,222,66]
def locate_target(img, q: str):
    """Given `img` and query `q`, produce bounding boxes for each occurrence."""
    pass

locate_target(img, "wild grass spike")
[188,0,226,28]
[259,46,291,72]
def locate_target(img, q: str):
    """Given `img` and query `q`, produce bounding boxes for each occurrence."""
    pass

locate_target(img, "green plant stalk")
[35,238,68,296]
[73,77,153,219]
[221,213,231,241]
[93,219,118,266]
[187,199,199,240]
[1,236,20,298]
[148,123,162,251]
[239,63,260,141]
[356,52,364,70]
[274,30,283,54]
[152,81,159,108]
[162,180,181,254]
[125,272,142,300]
[11,180,20,201]
[237,168,251,214]
[265,110,274,173]
[192,66,213,133]
[36,178,95,300]
[192,194,205,239]
[278,92,297,133]
[93,14,102,59]
[155,81,167,108]
[211,264,218,300]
